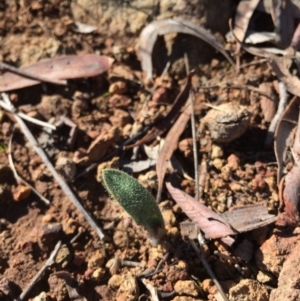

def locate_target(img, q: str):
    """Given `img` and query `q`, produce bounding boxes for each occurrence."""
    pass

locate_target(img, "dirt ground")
[0,1,296,301]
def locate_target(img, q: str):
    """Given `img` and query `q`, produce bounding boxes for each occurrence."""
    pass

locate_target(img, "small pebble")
[88,250,106,269]
[211,144,224,159]
[212,158,224,170]
[174,280,199,297]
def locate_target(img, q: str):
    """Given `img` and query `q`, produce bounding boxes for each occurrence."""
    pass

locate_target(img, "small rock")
[257,271,273,284]
[118,273,139,301]
[138,170,157,189]
[211,144,224,159]
[88,250,106,269]
[162,209,176,227]
[56,156,77,182]
[91,267,106,282]
[109,65,137,82]
[35,222,62,243]
[108,94,132,108]
[122,123,132,137]
[62,218,78,235]
[12,184,31,201]
[178,138,193,158]
[150,87,169,105]
[42,214,55,223]
[229,182,242,192]
[229,279,269,301]
[212,158,224,170]
[108,274,123,289]
[217,203,227,213]
[55,244,71,269]
[33,292,50,301]
[113,230,128,248]
[167,226,179,237]
[202,278,214,293]
[174,280,199,297]
[109,109,131,127]
[201,103,250,143]
[227,153,240,171]
[149,245,164,262]
[252,174,266,190]
[109,81,127,94]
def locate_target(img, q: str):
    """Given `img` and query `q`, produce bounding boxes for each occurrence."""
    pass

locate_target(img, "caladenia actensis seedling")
[102,169,166,246]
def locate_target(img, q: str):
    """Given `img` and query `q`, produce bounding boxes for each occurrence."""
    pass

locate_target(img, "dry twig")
[190,237,229,301]
[184,53,199,201]
[16,241,62,301]
[8,128,50,205]
[265,81,288,146]
[0,99,56,130]
[1,93,105,240]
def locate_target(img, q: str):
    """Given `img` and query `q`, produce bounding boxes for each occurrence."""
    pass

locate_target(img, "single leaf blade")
[102,169,165,240]
[0,54,114,91]
[156,103,191,202]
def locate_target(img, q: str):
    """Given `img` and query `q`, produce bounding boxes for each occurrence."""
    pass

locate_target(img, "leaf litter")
[2,1,300,300]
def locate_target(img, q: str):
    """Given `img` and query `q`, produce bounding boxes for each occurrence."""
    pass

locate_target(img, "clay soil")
[0,1,289,301]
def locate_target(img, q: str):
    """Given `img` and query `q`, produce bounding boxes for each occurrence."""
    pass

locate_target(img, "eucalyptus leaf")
[102,169,165,245]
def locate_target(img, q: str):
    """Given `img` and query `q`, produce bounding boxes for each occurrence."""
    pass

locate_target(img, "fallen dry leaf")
[0,54,114,92]
[274,96,300,183]
[277,109,300,226]
[166,182,237,240]
[222,203,277,232]
[138,19,234,80]
[259,82,278,122]
[274,0,294,48]
[291,22,300,50]
[269,57,300,98]
[156,103,191,202]
[233,0,261,43]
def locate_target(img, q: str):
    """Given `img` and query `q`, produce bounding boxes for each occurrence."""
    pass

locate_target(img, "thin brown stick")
[190,238,229,301]
[0,61,66,86]
[184,53,199,201]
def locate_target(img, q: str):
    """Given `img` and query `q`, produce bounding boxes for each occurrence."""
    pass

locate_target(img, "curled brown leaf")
[138,19,234,80]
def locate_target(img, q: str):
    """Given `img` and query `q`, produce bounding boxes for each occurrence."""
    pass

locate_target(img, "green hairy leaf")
[102,169,165,243]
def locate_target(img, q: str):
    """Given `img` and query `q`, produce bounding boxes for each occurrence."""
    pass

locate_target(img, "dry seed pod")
[201,103,251,143]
